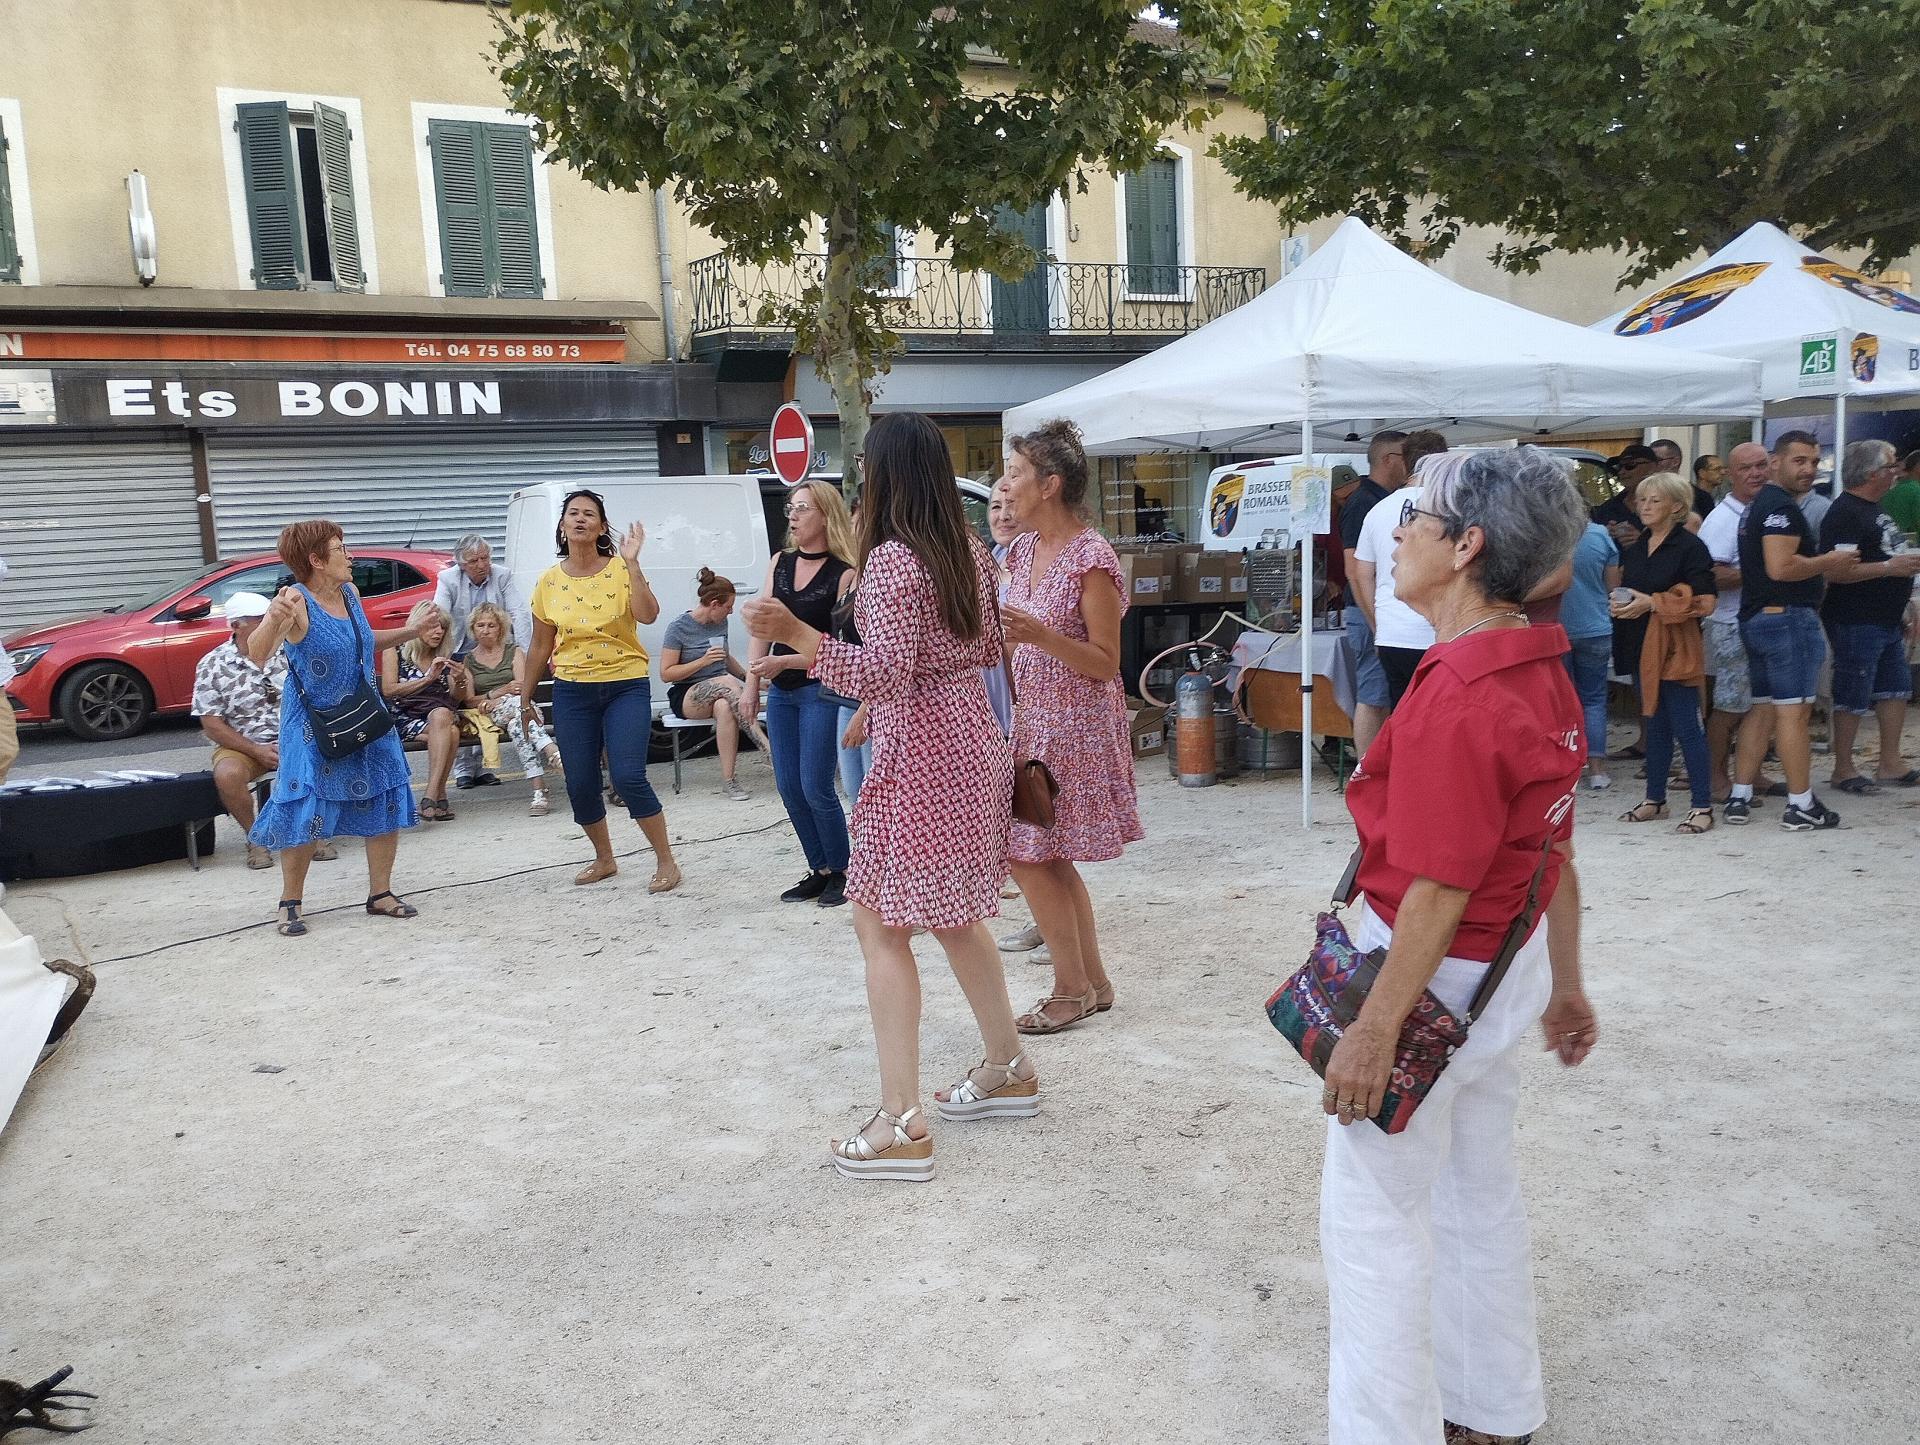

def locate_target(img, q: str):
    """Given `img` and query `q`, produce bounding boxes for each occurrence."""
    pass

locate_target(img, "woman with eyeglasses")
[744,479,857,907]
[519,488,681,891]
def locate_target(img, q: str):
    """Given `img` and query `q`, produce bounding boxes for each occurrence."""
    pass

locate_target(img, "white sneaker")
[529,789,551,817]
[723,778,751,801]
[997,923,1044,953]
[1586,773,1613,791]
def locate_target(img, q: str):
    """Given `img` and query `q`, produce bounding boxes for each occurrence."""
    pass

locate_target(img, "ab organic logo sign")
[1797,333,1839,390]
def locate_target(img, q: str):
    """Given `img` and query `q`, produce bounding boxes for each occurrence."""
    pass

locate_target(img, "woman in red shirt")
[1320,447,1601,1445]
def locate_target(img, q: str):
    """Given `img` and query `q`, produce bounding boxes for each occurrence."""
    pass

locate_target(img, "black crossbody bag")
[285,591,395,760]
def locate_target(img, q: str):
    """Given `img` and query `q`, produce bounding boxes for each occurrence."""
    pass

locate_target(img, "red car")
[5,547,451,741]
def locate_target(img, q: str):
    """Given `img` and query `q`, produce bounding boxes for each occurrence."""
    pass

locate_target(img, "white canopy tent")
[1591,220,1920,461]
[1003,216,1763,454]
[1004,217,1762,825]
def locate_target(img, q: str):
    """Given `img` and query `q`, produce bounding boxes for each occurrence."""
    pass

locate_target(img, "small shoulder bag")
[285,590,396,761]
[1264,839,1553,1134]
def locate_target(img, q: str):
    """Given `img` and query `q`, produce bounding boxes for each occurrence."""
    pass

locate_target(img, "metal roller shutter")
[0,431,204,631]
[205,425,660,557]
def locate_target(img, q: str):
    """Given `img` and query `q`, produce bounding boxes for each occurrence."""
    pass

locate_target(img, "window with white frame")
[0,99,39,285]
[1117,143,1195,300]
[229,97,368,292]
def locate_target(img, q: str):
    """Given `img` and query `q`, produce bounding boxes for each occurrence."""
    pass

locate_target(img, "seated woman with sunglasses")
[1317,448,1599,1445]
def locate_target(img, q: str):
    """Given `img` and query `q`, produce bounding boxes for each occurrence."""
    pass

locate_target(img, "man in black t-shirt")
[1338,429,1408,754]
[1592,445,1659,548]
[1690,452,1723,521]
[1727,430,1853,828]
[1819,438,1920,793]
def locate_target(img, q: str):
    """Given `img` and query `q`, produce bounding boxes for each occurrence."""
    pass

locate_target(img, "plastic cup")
[1831,543,1859,555]
[1610,587,1633,606]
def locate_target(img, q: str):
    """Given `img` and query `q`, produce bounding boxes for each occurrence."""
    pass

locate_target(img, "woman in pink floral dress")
[743,411,1037,1183]
[1000,419,1144,1034]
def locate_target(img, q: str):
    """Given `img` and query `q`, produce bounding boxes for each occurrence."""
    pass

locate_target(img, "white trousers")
[1322,899,1554,1444]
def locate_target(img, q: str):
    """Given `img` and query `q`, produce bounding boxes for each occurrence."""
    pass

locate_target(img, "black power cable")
[82,817,790,967]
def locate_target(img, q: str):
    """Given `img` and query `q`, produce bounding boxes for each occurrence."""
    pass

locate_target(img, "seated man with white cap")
[191,591,335,870]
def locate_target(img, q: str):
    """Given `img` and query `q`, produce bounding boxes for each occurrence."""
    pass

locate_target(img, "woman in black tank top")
[744,480,858,905]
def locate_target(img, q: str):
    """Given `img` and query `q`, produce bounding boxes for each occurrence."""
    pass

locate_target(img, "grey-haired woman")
[1316,447,1599,1445]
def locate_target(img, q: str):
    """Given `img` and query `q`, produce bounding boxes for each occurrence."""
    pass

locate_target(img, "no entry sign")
[769,402,815,486]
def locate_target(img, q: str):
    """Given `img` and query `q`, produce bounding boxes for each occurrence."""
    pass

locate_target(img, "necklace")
[797,547,831,561]
[1442,610,1528,644]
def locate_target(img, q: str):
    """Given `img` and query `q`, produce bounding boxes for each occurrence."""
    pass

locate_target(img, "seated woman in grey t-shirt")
[659,567,763,800]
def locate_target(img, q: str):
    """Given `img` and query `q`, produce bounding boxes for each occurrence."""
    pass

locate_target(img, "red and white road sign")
[769,402,815,487]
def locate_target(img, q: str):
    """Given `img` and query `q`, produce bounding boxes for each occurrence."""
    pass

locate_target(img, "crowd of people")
[170,410,1920,1445]
[1335,429,1920,838]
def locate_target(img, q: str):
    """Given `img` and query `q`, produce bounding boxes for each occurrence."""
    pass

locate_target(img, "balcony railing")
[688,253,1266,345]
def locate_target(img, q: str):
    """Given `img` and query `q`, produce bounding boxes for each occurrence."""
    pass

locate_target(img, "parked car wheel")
[57,662,155,741]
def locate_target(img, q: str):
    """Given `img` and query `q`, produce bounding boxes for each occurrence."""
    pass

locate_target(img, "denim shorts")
[1741,607,1826,707]
[1341,605,1391,709]
[1827,621,1912,714]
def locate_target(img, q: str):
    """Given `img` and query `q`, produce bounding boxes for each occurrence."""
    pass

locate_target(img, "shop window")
[1098,455,1196,543]
[429,118,544,299]
[235,99,366,292]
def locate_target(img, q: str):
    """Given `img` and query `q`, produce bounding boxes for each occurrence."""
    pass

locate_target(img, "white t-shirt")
[1354,485,1437,649]
[1696,494,1750,625]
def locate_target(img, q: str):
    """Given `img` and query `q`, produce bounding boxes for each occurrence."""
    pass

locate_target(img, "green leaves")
[496,0,1270,449]
[1222,0,1920,286]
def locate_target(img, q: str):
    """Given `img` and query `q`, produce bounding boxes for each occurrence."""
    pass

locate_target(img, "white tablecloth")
[1230,625,1360,721]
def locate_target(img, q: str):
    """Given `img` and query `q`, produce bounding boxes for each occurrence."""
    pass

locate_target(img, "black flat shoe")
[472,772,501,787]
[816,870,848,908]
[780,871,831,903]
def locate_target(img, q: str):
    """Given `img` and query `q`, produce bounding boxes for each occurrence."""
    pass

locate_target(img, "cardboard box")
[1116,548,1174,604]
[1129,704,1167,758]
[1175,549,1243,604]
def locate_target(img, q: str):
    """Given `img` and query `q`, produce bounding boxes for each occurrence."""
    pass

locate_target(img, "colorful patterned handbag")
[1265,841,1552,1134]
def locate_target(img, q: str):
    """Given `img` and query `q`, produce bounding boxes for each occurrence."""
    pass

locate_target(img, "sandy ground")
[2,736,1917,1444]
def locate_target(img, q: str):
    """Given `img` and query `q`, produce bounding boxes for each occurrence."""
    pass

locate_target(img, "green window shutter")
[236,101,305,290]
[313,102,365,292]
[430,119,492,297]
[0,118,19,284]
[1125,156,1179,294]
[482,123,542,298]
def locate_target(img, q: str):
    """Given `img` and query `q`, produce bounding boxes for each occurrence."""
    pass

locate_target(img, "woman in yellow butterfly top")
[521,488,680,891]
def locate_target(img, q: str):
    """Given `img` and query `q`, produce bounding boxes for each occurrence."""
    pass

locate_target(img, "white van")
[504,476,772,702]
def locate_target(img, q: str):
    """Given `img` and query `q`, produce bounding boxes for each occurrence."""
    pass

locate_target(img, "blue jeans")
[766,681,849,872]
[1827,621,1911,713]
[1341,605,1391,709]
[1642,679,1711,809]
[837,703,873,803]
[1562,635,1613,760]
[1741,607,1826,706]
[549,676,662,825]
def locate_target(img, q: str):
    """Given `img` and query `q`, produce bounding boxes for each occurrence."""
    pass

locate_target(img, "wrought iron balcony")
[688,253,1266,351]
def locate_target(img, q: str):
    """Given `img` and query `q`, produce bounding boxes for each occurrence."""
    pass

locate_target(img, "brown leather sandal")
[1618,800,1668,823]
[1676,807,1714,834]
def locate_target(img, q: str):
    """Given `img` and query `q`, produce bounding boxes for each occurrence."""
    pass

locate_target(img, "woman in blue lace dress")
[248,519,425,937]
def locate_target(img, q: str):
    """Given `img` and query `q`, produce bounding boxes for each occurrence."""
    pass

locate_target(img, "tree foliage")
[1218,0,1920,287]
[496,0,1270,469]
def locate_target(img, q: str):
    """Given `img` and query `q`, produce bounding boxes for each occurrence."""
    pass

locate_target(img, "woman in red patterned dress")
[743,411,1035,1182]
[999,419,1144,1033]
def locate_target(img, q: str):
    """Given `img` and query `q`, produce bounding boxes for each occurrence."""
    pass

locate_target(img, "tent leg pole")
[1751,418,1764,444]
[1833,393,1847,488]
[1300,418,1313,829]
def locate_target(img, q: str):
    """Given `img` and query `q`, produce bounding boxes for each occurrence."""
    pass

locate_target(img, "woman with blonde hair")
[661,566,760,800]
[1610,469,1717,833]
[380,600,470,820]
[744,478,858,906]
[462,599,563,816]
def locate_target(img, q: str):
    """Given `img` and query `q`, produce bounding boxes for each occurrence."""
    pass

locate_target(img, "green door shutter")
[0,118,19,283]
[1125,156,1179,294]
[313,102,365,292]
[236,101,305,290]
[482,123,542,298]
[430,119,492,297]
